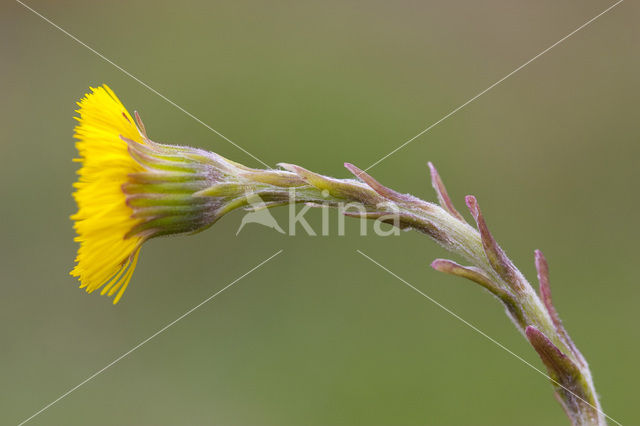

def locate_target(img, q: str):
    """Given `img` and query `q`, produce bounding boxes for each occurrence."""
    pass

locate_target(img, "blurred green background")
[1,1,638,425]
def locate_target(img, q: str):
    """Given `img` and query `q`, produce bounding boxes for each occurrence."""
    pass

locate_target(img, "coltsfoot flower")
[69,85,607,425]
[71,86,256,303]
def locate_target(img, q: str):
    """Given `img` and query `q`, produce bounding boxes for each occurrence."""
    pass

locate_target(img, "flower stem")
[197,157,606,425]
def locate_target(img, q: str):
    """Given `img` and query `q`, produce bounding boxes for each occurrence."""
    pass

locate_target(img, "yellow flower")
[71,85,146,304]
[71,85,261,304]
[71,85,313,304]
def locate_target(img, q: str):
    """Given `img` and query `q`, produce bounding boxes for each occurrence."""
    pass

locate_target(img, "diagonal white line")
[15,0,271,169]
[363,0,623,172]
[356,249,623,426]
[17,249,284,426]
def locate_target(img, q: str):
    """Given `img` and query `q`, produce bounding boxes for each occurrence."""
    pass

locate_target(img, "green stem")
[155,143,607,425]
[208,162,606,425]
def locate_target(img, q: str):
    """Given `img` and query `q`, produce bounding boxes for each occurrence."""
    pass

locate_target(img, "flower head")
[71,85,233,303]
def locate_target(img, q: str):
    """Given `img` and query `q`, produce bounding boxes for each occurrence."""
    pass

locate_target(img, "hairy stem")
[193,156,605,425]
